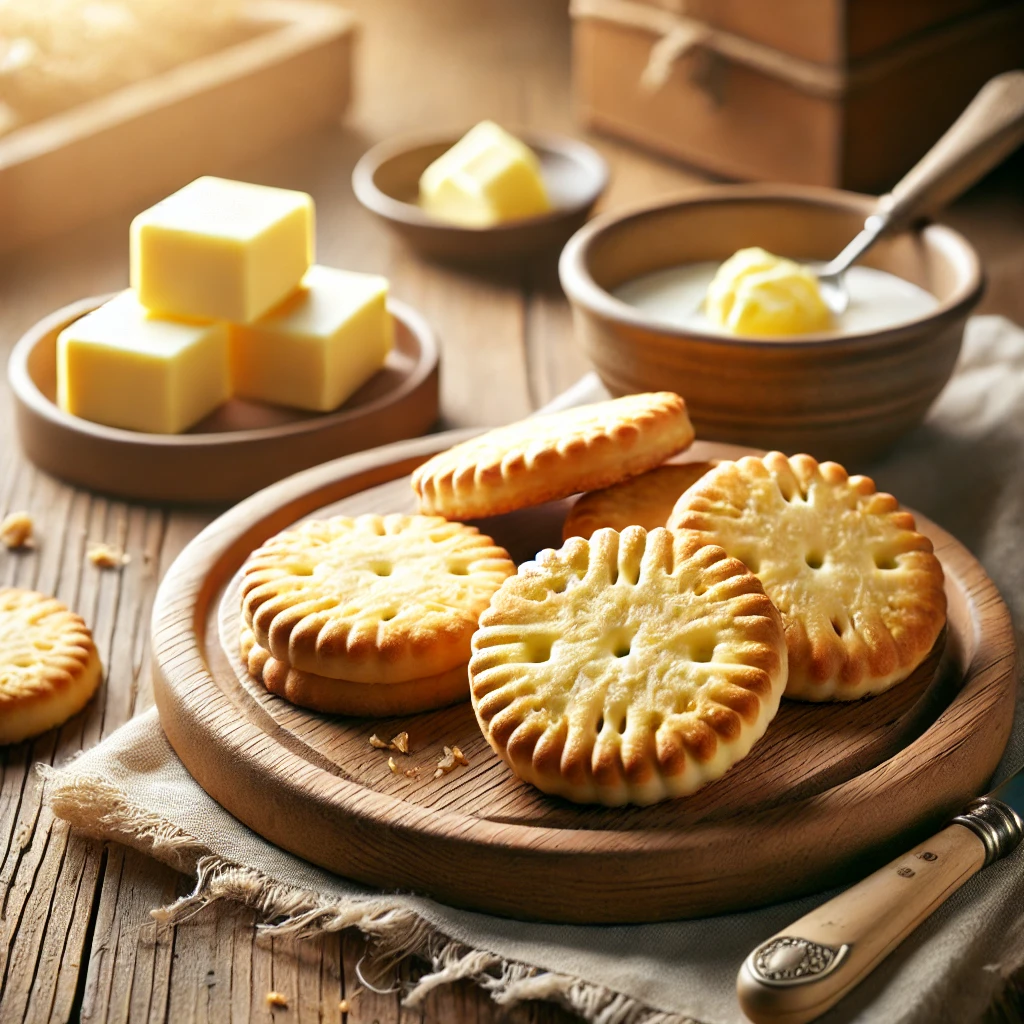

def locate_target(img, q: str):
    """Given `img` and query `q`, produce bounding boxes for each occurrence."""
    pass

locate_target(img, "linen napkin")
[44,315,1024,1024]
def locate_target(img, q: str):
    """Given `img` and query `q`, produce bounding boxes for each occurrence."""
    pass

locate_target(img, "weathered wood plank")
[0,0,1021,1020]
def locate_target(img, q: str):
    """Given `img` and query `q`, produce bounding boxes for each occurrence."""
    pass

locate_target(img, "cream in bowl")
[616,247,939,338]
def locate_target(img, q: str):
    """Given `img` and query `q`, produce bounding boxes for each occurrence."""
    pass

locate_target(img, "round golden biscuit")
[411,392,695,520]
[470,527,788,806]
[0,587,102,745]
[241,514,514,683]
[562,461,717,541]
[239,622,469,716]
[668,453,947,701]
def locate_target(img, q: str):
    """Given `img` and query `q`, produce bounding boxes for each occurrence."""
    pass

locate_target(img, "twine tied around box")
[569,0,1012,100]
[569,0,847,97]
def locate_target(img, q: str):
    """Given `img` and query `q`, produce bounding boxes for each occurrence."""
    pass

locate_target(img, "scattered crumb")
[0,511,34,550]
[388,756,421,779]
[13,821,32,850]
[265,990,288,1008]
[87,541,130,570]
[433,745,469,779]
[338,998,349,1013]
[370,731,411,754]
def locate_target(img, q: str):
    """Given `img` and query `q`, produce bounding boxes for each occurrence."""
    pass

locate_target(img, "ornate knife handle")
[738,807,1022,1024]
[744,937,850,988]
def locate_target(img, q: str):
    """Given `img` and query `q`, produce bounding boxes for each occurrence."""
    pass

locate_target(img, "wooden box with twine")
[572,0,1024,189]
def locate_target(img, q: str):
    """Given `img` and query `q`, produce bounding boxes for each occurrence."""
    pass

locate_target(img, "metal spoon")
[816,70,1024,316]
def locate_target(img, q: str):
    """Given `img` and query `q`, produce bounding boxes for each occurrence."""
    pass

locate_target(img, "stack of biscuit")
[237,390,947,807]
[238,513,515,716]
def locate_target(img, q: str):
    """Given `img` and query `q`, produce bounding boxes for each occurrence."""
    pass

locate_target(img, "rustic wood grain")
[0,0,1022,1019]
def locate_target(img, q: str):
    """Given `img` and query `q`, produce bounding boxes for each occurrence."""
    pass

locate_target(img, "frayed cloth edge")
[39,764,700,1024]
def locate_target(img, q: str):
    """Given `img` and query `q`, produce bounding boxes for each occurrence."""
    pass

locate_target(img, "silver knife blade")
[990,765,1024,816]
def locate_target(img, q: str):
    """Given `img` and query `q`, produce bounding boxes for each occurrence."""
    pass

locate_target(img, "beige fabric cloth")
[44,315,1024,1024]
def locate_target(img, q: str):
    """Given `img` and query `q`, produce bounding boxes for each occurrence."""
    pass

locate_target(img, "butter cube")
[229,265,392,413]
[130,176,314,323]
[57,290,230,434]
[419,121,551,228]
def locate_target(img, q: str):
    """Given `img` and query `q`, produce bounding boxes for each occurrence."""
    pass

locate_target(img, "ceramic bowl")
[352,130,609,263]
[558,185,984,465]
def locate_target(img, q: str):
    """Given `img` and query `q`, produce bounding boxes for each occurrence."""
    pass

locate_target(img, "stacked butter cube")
[57,177,393,434]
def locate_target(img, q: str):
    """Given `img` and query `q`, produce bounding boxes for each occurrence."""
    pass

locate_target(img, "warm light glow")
[0,0,245,137]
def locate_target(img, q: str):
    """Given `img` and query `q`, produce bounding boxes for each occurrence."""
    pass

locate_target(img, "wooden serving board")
[8,295,439,504]
[152,433,1017,923]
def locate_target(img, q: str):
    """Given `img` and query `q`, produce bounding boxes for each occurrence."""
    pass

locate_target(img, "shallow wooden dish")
[7,295,439,504]
[352,130,609,263]
[151,433,1016,923]
[559,184,985,466]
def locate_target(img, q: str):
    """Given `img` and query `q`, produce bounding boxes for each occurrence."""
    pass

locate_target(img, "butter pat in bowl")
[353,124,608,263]
[559,185,984,463]
[419,121,551,228]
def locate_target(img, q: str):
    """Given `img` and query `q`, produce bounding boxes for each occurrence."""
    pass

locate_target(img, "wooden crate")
[630,0,1009,64]
[0,0,356,255]
[572,0,1024,190]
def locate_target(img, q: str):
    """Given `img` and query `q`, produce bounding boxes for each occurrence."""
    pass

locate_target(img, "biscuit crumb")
[338,998,349,1013]
[388,756,421,779]
[433,745,469,779]
[371,731,411,754]
[0,512,34,550]
[265,990,288,1007]
[87,542,130,569]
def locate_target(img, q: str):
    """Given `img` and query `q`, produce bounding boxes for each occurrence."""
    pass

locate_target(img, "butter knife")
[737,770,1024,1024]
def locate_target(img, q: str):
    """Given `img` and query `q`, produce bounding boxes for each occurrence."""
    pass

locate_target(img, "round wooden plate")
[352,130,609,263]
[152,434,1017,923]
[7,294,439,504]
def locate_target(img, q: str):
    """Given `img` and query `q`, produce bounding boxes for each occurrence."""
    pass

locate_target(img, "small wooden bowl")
[352,130,609,263]
[8,295,439,504]
[559,185,985,465]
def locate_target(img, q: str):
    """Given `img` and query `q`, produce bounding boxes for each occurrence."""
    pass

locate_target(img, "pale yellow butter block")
[130,176,314,323]
[419,121,551,228]
[229,265,393,413]
[57,290,230,434]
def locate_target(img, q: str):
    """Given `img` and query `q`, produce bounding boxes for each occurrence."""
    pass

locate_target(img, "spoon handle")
[879,70,1024,230]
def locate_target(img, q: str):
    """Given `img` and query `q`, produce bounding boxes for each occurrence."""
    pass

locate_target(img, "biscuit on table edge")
[0,587,102,745]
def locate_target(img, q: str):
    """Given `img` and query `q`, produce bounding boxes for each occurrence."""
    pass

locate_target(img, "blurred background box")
[0,0,355,255]
[572,0,1024,190]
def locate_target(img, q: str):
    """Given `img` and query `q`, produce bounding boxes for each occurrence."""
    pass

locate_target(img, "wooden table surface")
[1,2,1022,1022]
